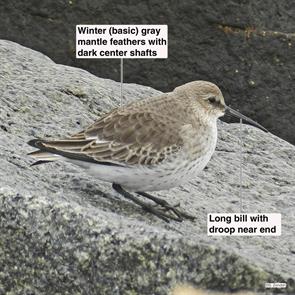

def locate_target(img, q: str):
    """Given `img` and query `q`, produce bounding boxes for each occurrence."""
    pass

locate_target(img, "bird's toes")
[152,202,195,221]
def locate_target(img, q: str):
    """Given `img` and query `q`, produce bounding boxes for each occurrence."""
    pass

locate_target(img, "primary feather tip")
[27,138,43,149]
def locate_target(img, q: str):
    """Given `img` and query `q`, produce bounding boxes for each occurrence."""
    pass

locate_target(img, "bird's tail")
[27,150,61,166]
[27,137,96,166]
[27,139,62,166]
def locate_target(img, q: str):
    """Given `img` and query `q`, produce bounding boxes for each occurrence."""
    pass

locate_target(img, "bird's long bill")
[225,106,268,132]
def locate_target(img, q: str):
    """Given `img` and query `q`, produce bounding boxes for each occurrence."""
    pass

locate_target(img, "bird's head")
[175,80,267,132]
[175,81,225,120]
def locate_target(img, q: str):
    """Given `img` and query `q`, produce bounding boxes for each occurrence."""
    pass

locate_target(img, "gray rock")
[0,40,294,295]
[1,1,295,145]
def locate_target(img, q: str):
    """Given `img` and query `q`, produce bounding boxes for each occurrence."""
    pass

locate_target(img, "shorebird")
[28,81,267,222]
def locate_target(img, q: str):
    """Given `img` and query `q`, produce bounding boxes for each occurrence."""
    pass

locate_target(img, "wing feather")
[29,105,184,166]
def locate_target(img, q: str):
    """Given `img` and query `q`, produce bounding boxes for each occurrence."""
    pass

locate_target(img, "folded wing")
[28,107,184,167]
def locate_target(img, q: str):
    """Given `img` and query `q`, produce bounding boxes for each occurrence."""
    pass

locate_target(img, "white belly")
[68,146,214,192]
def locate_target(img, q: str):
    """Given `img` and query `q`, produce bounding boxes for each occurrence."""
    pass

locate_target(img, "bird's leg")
[136,191,196,221]
[112,183,182,222]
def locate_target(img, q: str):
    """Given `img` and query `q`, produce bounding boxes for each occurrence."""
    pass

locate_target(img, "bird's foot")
[136,191,195,222]
[112,183,173,222]
[154,202,196,221]
[112,183,195,223]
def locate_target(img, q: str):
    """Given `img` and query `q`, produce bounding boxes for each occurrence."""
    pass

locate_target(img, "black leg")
[136,191,196,221]
[112,183,183,222]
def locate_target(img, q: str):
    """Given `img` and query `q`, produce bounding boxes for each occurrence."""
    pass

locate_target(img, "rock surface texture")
[0,41,294,295]
[0,1,295,145]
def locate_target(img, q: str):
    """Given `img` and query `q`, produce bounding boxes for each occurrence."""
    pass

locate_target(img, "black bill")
[225,106,268,132]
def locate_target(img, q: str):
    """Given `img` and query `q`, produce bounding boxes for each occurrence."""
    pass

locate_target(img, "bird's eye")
[208,96,216,104]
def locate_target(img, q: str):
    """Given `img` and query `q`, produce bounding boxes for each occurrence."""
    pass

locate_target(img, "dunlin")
[28,81,267,222]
